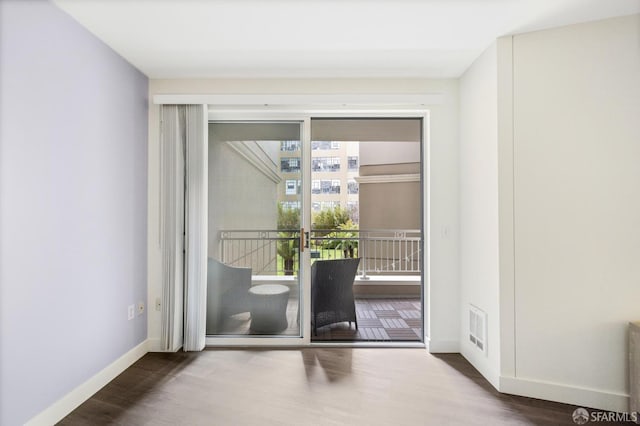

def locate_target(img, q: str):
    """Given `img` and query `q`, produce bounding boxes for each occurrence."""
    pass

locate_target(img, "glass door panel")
[207,121,303,338]
[309,118,424,343]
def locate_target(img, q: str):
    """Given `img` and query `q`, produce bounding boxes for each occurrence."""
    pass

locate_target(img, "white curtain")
[159,105,185,352]
[159,104,208,352]
[182,105,208,351]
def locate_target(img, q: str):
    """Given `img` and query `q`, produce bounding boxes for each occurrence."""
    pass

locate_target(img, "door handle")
[300,228,309,252]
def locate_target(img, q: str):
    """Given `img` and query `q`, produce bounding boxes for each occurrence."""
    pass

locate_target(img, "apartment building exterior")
[278,140,360,222]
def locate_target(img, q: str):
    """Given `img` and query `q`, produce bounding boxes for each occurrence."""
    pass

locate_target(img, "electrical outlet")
[155,297,161,311]
[127,304,135,320]
[137,301,145,315]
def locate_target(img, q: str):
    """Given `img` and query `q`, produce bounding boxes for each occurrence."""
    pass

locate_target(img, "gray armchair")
[311,258,361,335]
[206,258,252,334]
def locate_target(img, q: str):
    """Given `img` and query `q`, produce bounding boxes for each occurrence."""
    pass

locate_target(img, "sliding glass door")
[204,115,425,346]
[207,121,306,340]
[308,118,424,343]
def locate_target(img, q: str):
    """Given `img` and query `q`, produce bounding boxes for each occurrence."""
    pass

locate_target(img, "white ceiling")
[53,0,639,79]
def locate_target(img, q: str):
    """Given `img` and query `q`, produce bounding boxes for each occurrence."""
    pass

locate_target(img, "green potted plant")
[277,204,300,275]
[277,237,298,275]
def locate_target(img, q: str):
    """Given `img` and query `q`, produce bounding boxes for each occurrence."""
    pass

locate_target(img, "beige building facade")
[278,140,360,222]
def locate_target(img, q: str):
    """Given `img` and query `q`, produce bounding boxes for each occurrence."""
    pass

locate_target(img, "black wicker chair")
[311,258,361,335]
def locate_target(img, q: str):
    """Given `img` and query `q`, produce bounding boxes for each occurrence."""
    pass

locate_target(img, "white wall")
[257,141,281,166]
[0,1,148,424]
[147,79,460,350]
[501,15,640,412]
[459,42,501,387]
[208,135,279,259]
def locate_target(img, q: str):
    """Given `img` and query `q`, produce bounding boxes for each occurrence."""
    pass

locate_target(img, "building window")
[313,179,341,194]
[312,157,340,172]
[281,157,300,173]
[280,201,301,210]
[285,180,298,195]
[331,179,341,194]
[347,179,359,194]
[280,141,300,151]
[311,141,339,150]
[347,201,359,223]
[348,156,359,171]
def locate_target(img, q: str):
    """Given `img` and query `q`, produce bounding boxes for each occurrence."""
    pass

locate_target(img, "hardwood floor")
[58,348,629,425]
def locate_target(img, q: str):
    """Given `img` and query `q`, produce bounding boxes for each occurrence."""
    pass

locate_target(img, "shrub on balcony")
[277,204,300,275]
[326,220,358,258]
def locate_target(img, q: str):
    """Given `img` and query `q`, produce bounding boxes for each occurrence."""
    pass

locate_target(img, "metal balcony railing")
[219,229,422,277]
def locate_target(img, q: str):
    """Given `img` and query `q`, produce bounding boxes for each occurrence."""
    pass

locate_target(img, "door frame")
[204,106,430,348]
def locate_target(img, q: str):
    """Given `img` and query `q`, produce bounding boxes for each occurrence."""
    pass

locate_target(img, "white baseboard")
[427,338,460,353]
[500,376,630,413]
[147,337,183,353]
[460,348,500,390]
[25,339,149,426]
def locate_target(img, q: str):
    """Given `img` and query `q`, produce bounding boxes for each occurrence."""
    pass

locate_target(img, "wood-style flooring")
[58,348,629,425]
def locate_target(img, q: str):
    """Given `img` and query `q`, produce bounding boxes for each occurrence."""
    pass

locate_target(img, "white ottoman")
[249,284,290,333]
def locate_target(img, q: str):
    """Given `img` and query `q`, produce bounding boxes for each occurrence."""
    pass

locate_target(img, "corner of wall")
[496,34,516,380]
[458,37,502,392]
[460,345,501,390]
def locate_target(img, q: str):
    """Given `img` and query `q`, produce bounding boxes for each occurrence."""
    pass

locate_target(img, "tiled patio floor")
[213,297,423,343]
[312,298,423,342]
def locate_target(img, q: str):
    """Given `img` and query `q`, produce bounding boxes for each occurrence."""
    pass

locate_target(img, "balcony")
[215,228,422,341]
[219,228,421,277]
[211,212,423,341]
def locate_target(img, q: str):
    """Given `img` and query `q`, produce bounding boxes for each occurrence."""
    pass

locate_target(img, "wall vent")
[469,305,487,354]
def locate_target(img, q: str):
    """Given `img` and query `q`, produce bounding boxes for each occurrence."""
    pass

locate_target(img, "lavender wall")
[0,1,148,424]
